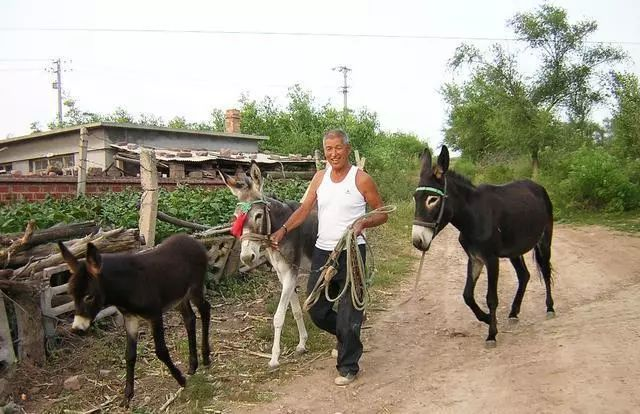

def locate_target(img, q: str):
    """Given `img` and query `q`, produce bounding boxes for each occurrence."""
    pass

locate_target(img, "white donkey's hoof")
[268,359,280,369]
[295,345,307,355]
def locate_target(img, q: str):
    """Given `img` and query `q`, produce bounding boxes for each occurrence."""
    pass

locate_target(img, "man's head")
[323,129,351,170]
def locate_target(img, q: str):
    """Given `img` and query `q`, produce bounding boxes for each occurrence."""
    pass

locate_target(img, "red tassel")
[231,212,247,238]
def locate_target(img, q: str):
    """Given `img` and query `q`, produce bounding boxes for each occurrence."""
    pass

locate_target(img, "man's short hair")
[323,129,350,145]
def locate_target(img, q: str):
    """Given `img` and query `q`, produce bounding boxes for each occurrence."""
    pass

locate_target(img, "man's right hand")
[270,227,287,249]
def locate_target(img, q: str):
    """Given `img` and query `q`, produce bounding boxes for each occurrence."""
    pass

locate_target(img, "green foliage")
[610,72,640,160]
[0,181,307,240]
[551,146,640,212]
[444,4,626,168]
[365,132,426,201]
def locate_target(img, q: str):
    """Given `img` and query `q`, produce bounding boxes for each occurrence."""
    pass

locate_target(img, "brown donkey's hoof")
[485,340,497,349]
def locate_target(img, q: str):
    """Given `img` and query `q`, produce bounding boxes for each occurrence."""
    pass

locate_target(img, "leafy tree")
[444,5,626,176]
[609,72,640,160]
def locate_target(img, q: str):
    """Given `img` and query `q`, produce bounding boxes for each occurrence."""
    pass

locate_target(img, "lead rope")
[303,205,397,312]
[398,250,427,306]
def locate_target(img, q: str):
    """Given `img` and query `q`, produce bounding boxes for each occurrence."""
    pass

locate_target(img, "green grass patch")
[556,209,640,233]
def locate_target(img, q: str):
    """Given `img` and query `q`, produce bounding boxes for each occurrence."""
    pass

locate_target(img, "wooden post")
[0,292,17,368]
[354,149,366,170]
[138,149,159,247]
[77,127,88,196]
[314,149,323,171]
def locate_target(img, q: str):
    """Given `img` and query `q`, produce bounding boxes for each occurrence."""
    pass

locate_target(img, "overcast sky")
[1,0,639,150]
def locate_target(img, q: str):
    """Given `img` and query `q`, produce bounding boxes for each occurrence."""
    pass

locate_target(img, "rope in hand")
[303,205,397,312]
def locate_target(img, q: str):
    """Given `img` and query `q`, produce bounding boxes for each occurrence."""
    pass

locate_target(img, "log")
[13,289,45,365]
[0,292,17,368]
[0,221,36,264]
[13,228,140,280]
[156,211,211,231]
[1,221,98,247]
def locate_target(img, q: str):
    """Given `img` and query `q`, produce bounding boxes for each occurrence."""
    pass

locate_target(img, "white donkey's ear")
[249,161,263,193]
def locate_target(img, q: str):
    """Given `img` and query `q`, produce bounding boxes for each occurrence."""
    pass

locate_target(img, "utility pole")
[332,66,351,119]
[48,59,64,126]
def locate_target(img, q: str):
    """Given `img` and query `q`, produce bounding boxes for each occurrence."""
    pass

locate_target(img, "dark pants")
[307,245,366,376]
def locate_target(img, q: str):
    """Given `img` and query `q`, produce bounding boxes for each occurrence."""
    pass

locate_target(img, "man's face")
[323,135,351,170]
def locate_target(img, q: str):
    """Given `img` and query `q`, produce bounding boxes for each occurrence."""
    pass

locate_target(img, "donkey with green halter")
[221,162,318,368]
[412,146,555,347]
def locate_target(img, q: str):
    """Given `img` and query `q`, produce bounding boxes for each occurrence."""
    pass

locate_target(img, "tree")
[444,5,626,176]
[509,4,626,126]
[610,72,640,160]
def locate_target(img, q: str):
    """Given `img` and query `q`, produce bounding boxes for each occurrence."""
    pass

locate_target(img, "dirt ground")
[236,224,640,414]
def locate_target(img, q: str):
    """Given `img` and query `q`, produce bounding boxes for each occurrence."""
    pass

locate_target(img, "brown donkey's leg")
[179,300,199,374]
[151,316,186,386]
[191,291,211,366]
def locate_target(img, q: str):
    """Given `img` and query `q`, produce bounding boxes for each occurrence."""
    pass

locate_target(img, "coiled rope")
[303,205,397,312]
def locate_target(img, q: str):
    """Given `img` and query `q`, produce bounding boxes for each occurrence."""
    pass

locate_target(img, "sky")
[1,0,639,151]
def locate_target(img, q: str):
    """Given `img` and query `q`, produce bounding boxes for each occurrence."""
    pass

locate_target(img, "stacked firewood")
[0,221,141,283]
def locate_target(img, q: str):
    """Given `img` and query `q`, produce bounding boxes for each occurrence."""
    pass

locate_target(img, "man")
[270,129,387,385]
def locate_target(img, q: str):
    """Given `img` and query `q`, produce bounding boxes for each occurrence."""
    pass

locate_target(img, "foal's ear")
[435,145,450,178]
[57,241,79,274]
[249,161,263,192]
[85,243,102,278]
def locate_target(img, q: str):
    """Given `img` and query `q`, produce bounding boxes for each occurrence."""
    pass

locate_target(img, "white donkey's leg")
[289,285,308,355]
[269,271,296,368]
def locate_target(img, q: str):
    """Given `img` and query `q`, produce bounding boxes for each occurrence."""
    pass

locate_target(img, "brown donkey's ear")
[57,241,79,274]
[85,243,102,278]
[419,147,433,183]
[435,145,450,179]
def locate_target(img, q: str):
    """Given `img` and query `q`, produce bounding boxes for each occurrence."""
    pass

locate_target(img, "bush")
[364,132,426,202]
[555,146,640,212]
[0,181,309,241]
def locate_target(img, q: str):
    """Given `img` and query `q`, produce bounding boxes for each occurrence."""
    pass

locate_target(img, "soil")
[236,224,640,414]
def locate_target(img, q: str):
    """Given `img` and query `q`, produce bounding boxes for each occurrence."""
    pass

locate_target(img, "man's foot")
[331,348,338,358]
[334,372,357,386]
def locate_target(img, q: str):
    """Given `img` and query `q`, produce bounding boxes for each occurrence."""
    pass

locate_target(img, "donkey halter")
[238,199,273,245]
[413,176,448,233]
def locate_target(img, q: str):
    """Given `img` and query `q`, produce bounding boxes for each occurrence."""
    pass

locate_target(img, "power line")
[1,26,639,45]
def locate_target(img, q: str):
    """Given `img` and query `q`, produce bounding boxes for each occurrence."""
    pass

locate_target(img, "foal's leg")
[288,282,308,355]
[508,256,530,320]
[151,316,186,387]
[485,256,500,346]
[463,255,490,324]
[178,300,198,374]
[269,269,297,368]
[122,314,139,406]
[191,291,212,366]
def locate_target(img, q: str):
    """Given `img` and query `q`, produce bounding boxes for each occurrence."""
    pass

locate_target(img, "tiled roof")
[111,143,316,164]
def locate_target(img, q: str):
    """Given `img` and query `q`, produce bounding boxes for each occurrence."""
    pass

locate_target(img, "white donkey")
[221,163,318,368]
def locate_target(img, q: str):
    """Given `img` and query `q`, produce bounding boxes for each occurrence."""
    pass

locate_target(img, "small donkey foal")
[58,234,211,406]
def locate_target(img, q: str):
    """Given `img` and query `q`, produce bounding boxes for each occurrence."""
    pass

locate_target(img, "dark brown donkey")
[58,234,211,405]
[412,146,555,347]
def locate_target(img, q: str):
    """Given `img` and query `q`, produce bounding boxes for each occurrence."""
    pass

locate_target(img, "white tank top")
[316,165,366,250]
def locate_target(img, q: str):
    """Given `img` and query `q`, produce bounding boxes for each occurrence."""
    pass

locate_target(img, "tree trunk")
[531,150,540,181]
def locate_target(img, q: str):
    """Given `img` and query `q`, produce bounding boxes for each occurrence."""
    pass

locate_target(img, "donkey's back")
[101,234,209,315]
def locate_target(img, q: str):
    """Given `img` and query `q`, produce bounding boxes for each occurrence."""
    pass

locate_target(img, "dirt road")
[239,224,640,414]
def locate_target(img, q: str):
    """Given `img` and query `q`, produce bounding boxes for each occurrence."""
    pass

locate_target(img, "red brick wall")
[0,176,225,203]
